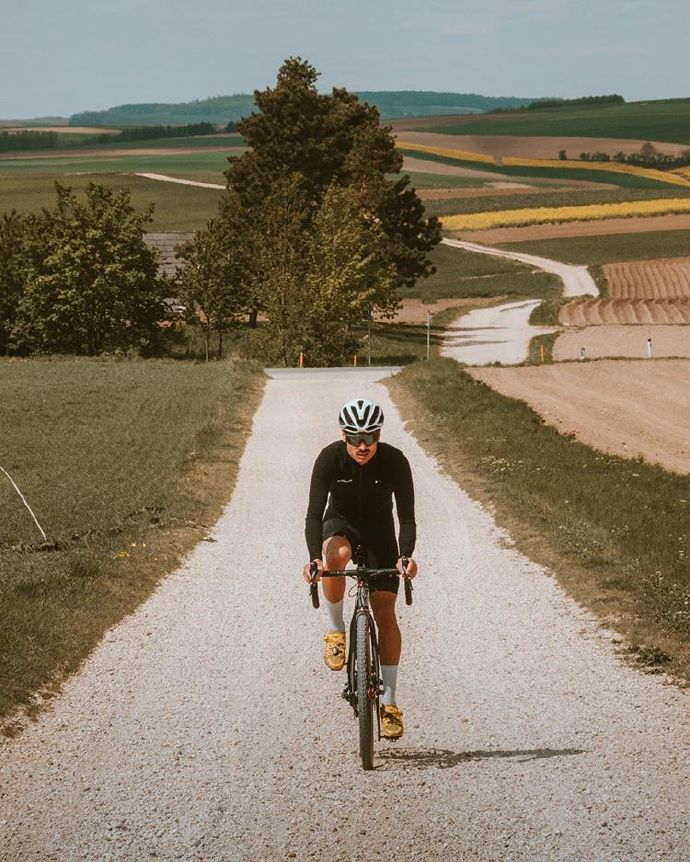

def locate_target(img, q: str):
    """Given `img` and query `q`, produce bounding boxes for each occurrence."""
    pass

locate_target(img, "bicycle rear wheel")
[356,612,375,770]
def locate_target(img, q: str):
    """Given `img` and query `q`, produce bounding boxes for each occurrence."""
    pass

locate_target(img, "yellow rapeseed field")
[395,142,690,189]
[441,198,690,231]
[396,142,495,165]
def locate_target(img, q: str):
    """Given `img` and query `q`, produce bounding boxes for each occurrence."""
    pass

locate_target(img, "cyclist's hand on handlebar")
[397,557,418,579]
[303,559,324,584]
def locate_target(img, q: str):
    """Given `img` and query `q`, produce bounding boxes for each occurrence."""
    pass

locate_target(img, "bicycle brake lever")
[401,557,413,606]
[309,561,320,609]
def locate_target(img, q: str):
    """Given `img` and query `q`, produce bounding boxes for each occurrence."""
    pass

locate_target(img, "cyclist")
[302,397,418,739]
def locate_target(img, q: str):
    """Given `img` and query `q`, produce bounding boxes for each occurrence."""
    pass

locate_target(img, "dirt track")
[454,213,690,244]
[472,359,690,473]
[1,366,688,861]
[553,325,690,361]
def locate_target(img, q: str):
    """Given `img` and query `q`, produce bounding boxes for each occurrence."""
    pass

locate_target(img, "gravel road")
[442,238,599,298]
[441,299,558,365]
[1,367,688,861]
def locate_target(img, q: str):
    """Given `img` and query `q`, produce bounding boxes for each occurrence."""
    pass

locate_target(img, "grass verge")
[497,230,690,265]
[406,242,561,301]
[0,357,264,731]
[387,359,690,679]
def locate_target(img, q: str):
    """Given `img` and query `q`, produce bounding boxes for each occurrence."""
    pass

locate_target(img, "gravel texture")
[441,299,558,365]
[1,367,688,861]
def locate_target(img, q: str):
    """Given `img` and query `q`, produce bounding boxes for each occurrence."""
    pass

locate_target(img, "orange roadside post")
[353,355,358,367]
[299,352,304,368]
[540,344,545,363]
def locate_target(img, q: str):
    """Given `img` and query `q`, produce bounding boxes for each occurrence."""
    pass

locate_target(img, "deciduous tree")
[11,183,166,356]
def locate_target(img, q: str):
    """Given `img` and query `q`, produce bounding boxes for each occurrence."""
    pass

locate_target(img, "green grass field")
[388,359,690,677]
[417,98,690,145]
[397,170,487,189]
[0,149,232,179]
[399,149,676,190]
[0,172,223,231]
[404,242,561,300]
[0,357,263,726]
[498,230,690,264]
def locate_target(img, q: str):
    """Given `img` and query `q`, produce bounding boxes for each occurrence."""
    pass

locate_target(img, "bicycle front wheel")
[356,612,375,770]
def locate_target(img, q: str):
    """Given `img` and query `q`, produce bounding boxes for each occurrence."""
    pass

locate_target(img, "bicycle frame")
[310,548,410,748]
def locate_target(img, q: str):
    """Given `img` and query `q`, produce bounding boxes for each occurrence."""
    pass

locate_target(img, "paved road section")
[441,299,558,365]
[1,368,688,861]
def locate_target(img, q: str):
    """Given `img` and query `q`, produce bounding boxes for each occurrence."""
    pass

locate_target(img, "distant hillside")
[69,91,537,127]
[415,98,690,146]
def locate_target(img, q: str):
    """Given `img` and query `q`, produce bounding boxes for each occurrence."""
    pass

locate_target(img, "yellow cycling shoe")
[380,705,404,739]
[323,631,346,671]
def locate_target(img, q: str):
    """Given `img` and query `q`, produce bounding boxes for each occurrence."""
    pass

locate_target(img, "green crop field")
[397,170,487,189]
[423,186,690,218]
[417,98,690,146]
[0,149,232,179]
[0,172,223,231]
[398,149,675,190]
[497,230,690,264]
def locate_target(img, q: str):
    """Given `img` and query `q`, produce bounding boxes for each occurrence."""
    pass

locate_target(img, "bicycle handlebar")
[309,557,413,606]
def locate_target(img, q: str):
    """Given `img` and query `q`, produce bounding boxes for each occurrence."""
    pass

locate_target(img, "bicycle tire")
[356,612,375,770]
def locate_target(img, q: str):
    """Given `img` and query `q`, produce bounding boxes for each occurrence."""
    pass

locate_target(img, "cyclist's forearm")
[398,518,416,557]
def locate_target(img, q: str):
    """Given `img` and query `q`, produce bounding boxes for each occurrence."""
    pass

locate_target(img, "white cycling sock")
[381,664,398,706]
[324,598,345,633]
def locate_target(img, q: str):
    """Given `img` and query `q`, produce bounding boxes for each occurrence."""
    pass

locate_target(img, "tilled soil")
[395,131,690,159]
[472,359,690,473]
[454,213,690,244]
[554,326,690,362]
[604,257,690,299]
[560,298,690,325]
[1,367,688,861]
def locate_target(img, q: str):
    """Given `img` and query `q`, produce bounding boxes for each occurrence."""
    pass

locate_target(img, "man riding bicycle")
[302,398,418,739]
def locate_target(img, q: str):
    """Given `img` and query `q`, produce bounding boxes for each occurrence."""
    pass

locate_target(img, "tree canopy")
[211,57,441,365]
[1,183,167,356]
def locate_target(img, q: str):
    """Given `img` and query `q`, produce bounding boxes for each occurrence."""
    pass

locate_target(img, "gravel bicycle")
[309,547,412,770]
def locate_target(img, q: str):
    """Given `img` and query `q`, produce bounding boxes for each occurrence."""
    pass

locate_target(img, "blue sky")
[2,0,689,118]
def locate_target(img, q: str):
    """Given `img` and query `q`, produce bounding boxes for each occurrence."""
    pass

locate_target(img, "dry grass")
[387,359,690,680]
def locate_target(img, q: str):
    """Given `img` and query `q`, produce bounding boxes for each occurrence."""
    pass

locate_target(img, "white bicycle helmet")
[338,398,384,433]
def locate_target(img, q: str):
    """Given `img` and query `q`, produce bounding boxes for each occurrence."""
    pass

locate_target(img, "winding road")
[1,367,688,861]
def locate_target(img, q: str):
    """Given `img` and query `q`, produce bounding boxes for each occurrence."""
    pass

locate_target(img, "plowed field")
[395,131,690,160]
[604,257,690,298]
[470,359,690,473]
[553,325,690,360]
[560,298,690,325]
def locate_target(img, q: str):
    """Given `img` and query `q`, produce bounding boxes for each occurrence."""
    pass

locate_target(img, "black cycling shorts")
[321,517,399,595]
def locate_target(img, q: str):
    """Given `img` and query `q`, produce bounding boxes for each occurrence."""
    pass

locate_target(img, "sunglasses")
[345,431,379,447]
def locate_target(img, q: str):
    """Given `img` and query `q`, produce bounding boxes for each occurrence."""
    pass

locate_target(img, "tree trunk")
[248,308,258,328]
[217,330,224,360]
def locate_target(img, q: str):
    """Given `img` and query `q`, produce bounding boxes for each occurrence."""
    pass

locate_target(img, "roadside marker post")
[353,355,357,367]
[299,352,304,368]
[540,344,545,363]
[426,310,431,361]
[579,346,586,362]
[647,337,653,359]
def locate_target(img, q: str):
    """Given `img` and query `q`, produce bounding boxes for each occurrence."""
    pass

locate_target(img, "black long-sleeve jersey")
[305,440,416,561]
